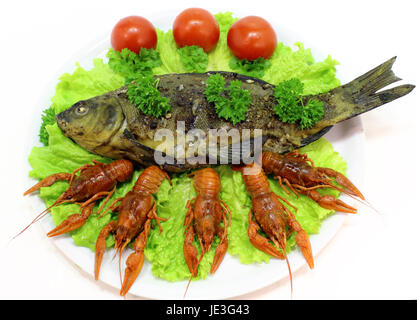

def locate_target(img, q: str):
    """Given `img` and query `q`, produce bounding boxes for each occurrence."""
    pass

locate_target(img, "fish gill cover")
[28,12,345,281]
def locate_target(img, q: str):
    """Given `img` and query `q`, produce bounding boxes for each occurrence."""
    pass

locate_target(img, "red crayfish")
[262,150,364,213]
[21,159,134,237]
[94,165,171,296]
[234,162,314,293]
[183,168,231,295]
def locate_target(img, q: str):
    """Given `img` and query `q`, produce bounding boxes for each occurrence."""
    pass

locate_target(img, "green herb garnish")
[127,75,171,118]
[39,106,56,145]
[229,57,272,78]
[273,78,324,129]
[204,73,251,125]
[299,99,325,129]
[107,48,162,83]
[204,73,226,102]
[178,45,209,73]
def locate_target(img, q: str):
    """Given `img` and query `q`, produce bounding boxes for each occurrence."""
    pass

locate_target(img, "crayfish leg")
[148,202,167,233]
[23,173,72,196]
[98,197,122,217]
[69,163,95,185]
[95,186,116,216]
[120,219,151,296]
[80,190,113,208]
[287,150,315,166]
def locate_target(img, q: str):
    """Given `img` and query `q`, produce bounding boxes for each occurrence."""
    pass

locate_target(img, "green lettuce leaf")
[263,42,340,94]
[178,45,209,73]
[229,57,272,78]
[51,58,125,114]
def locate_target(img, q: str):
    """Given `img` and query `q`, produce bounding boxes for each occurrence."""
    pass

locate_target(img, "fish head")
[55,95,125,152]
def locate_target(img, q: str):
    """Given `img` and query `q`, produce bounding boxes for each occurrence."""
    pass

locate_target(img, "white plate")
[24,11,365,300]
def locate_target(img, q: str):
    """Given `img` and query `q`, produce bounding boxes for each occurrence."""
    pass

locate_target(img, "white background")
[1,0,416,299]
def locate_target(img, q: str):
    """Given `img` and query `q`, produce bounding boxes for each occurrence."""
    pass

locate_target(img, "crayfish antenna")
[12,197,71,240]
[363,199,381,215]
[118,248,123,292]
[308,182,379,215]
[113,238,130,292]
[183,274,194,299]
[272,237,293,299]
[338,191,380,215]
[284,251,293,299]
[183,250,204,299]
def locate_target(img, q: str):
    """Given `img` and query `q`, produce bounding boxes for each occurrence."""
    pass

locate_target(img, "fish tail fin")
[340,57,415,117]
[300,57,414,147]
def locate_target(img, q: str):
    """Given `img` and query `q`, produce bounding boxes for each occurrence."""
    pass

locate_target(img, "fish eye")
[75,105,89,116]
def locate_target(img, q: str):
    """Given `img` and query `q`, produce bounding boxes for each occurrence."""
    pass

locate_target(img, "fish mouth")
[55,111,70,132]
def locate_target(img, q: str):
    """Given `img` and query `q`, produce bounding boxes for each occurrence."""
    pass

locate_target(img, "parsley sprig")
[273,78,324,129]
[127,75,171,118]
[108,48,170,118]
[204,73,251,125]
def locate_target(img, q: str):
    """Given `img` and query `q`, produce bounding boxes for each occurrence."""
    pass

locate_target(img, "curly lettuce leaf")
[107,48,162,82]
[263,42,340,93]
[178,45,209,73]
[51,58,125,114]
[229,57,272,78]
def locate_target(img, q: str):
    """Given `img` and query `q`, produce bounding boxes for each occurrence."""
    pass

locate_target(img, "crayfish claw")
[47,203,94,237]
[210,230,228,274]
[183,228,199,276]
[248,214,285,259]
[120,221,151,296]
[305,190,357,214]
[94,221,117,280]
[120,250,145,296]
[296,230,314,269]
[318,167,365,200]
[23,173,72,196]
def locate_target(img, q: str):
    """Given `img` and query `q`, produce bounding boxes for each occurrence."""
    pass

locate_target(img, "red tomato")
[227,16,277,60]
[173,8,220,53]
[111,16,157,54]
